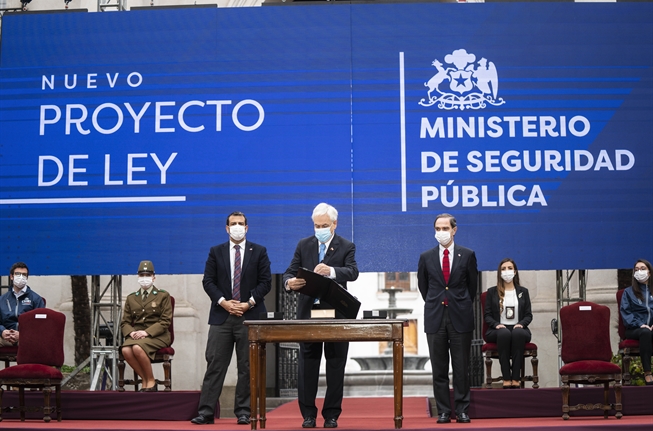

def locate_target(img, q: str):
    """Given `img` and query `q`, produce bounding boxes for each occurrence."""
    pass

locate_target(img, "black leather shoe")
[237,415,251,425]
[324,418,338,428]
[302,417,316,428]
[436,413,451,424]
[456,412,471,423]
[191,415,215,425]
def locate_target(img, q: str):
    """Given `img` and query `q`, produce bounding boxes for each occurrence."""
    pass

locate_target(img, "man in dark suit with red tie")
[284,203,359,429]
[418,213,478,424]
[191,211,272,426]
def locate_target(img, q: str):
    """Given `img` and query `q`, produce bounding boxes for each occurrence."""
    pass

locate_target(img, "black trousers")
[625,327,653,373]
[426,308,472,416]
[298,340,349,420]
[197,315,250,417]
[485,326,531,381]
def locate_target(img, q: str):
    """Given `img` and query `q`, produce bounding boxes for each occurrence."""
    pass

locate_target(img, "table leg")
[393,340,404,429]
[249,341,259,430]
[259,344,267,429]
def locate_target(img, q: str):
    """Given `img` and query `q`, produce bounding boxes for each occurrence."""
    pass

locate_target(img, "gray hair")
[312,203,338,222]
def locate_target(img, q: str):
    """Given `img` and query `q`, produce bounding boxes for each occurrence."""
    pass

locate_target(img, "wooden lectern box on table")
[296,267,361,319]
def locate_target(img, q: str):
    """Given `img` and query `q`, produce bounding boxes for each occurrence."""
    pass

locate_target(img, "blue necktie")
[315,243,327,305]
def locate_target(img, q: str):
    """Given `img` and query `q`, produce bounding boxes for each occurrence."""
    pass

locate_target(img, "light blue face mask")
[315,227,332,243]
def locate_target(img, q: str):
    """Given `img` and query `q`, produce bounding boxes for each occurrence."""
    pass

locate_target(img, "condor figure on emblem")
[419,48,505,110]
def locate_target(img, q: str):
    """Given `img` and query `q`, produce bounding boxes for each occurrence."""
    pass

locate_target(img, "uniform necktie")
[233,245,241,301]
[442,249,450,306]
[142,290,148,301]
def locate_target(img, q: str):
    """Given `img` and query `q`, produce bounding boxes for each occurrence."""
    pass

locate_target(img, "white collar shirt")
[13,285,28,299]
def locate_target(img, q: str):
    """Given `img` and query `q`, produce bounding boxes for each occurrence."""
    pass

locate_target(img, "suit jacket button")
[445,287,449,290]
[441,301,445,305]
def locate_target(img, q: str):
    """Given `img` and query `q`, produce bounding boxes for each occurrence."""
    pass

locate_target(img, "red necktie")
[233,245,241,301]
[443,248,450,284]
[442,249,450,306]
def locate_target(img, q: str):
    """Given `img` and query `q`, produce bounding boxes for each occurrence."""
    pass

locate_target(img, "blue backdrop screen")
[1,3,651,274]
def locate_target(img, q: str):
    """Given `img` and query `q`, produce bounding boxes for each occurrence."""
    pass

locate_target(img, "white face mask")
[138,276,153,289]
[13,274,28,289]
[501,270,515,283]
[634,269,650,284]
[434,230,451,245]
[229,225,246,241]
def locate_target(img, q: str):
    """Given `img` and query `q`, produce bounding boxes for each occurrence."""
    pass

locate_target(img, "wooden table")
[245,319,405,430]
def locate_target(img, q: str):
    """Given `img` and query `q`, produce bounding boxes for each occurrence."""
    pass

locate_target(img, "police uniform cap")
[137,260,155,274]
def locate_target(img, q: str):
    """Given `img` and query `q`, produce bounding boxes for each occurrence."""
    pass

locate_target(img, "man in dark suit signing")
[418,213,478,424]
[191,211,272,426]
[284,203,359,429]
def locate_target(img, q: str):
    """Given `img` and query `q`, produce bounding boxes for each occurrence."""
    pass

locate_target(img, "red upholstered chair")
[0,298,46,369]
[616,289,640,386]
[0,346,18,369]
[480,291,539,388]
[118,296,175,391]
[559,301,622,420]
[0,308,66,422]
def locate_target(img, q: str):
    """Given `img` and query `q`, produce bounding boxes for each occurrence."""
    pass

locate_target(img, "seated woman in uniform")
[484,258,533,389]
[120,260,173,392]
[620,259,653,385]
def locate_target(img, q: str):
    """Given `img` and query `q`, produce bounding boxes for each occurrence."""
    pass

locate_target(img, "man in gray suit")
[191,211,272,425]
[418,213,478,424]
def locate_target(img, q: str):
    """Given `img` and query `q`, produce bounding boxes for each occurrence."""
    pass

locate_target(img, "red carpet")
[0,397,650,431]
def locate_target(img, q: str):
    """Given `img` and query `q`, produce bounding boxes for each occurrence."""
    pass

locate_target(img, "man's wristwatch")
[248,299,255,309]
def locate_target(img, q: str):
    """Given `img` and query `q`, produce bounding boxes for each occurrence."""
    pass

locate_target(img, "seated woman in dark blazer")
[620,259,653,385]
[484,258,533,389]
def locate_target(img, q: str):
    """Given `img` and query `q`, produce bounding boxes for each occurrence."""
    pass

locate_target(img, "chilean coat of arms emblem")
[419,49,505,110]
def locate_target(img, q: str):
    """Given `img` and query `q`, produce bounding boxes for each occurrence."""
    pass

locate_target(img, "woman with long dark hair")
[620,259,653,385]
[484,258,533,388]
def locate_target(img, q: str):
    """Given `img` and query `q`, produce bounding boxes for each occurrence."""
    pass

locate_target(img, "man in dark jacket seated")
[0,262,46,346]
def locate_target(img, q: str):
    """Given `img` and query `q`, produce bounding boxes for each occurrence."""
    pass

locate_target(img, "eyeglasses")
[13,272,28,277]
[634,267,648,271]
